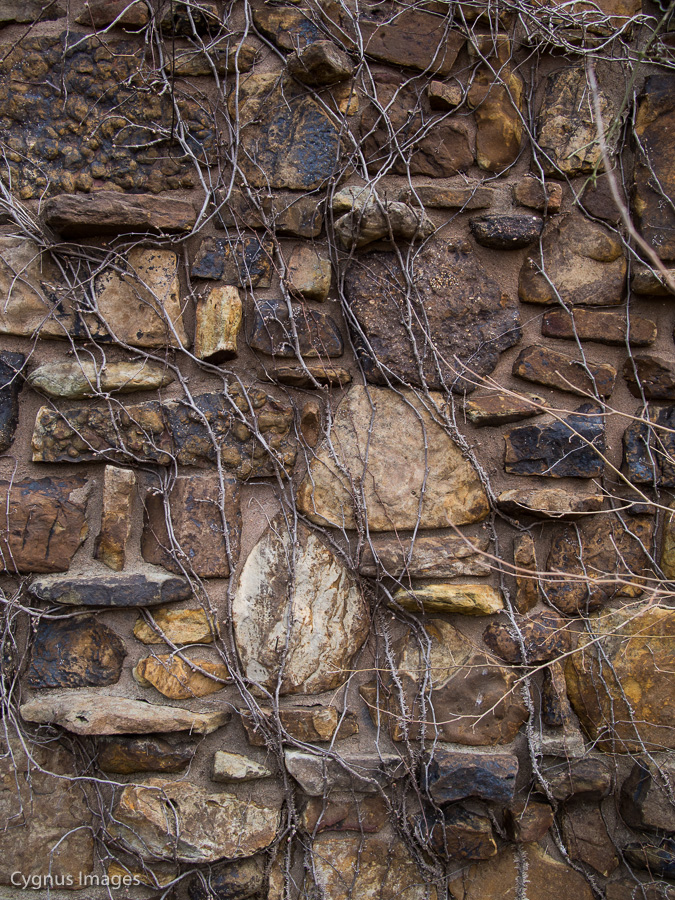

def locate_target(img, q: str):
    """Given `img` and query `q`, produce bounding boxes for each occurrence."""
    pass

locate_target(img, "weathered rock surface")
[95,466,135,571]
[505,800,554,843]
[565,602,675,751]
[358,7,463,73]
[632,265,675,296]
[467,68,524,173]
[241,706,358,746]
[514,178,562,213]
[465,391,546,427]
[247,298,343,358]
[297,386,490,530]
[624,405,675,486]
[76,0,149,26]
[497,488,604,519]
[624,356,675,400]
[470,214,542,249]
[542,660,575,727]
[606,880,675,900]
[27,359,174,399]
[29,572,191,607]
[624,838,675,879]
[0,477,88,574]
[513,533,540,613]
[194,285,243,362]
[158,0,220,35]
[301,796,387,834]
[428,80,463,110]
[0,351,23,451]
[483,610,570,665]
[580,173,623,224]
[27,615,126,689]
[415,806,497,860]
[192,235,272,287]
[334,201,434,249]
[361,618,529,745]
[285,245,332,301]
[166,39,257,76]
[43,192,195,236]
[542,308,657,346]
[423,750,519,804]
[285,749,403,795]
[20,691,230,735]
[0,0,64,22]
[400,183,493,210]
[215,190,324,238]
[519,215,626,306]
[621,760,675,834]
[541,758,612,801]
[252,6,323,50]
[142,473,241,578]
[134,654,229,699]
[134,607,214,644]
[233,517,369,694]
[359,532,491,578]
[111,779,281,863]
[97,736,196,774]
[300,398,322,446]
[543,514,654,615]
[513,345,617,397]
[287,40,353,85]
[393,584,504,616]
[212,751,272,783]
[187,858,265,900]
[504,405,606,478]
[270,363,351,389]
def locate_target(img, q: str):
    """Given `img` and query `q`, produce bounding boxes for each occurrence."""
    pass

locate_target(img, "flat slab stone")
[29,572,192,607]
[27,359,174,399]
[76,0,149,26]
[297,386,490,530]
[483,610,571,664]
[270,363,352,388]
[96,736,196,774]
[513,345,616,397]
[541,758,612,801]
[252,6,323,50]
[134,654,229,699]
[284,749,404,796]
[542,308,656,346]
[215,190,324,238]
[241,706,358,745]
[359,532,491,578]
[464,391,547,427]
[470,214,542,249]
[165,39,257,76]
[359,7,464,73]
[191,234,272,287]
[0,351,24,451]
[133,607,214,645]
[344,241,520,391]
[247,298,344,358]
[399,183,493,209]
[43,192,196,236]
[301,796,387,834]
[415,806,497,860]
[631,264,675,296]
[423,749,518,804]
[392,584,504,616]
[497,488,604,518]
[27,615,126,688]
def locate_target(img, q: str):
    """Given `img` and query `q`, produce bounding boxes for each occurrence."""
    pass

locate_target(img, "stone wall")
[0,0,674,897]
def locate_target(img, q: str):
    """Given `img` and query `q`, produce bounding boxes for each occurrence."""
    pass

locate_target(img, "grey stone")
[423,750,519,804]
[620,760,675,834]
[27,359,174,399]
[284,749,404,795]
[191,234,272,287]
[470,214,543,249]
[247,298,344,358]
[212,751,273,783]
[29,572,191,607]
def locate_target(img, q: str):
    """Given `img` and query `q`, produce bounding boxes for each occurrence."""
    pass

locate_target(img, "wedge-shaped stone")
[359,532,491,579]
[483,610,570,665]
[212,751,272,783]
[414,806,497,860]
[27,615,126,688]
[43,192,196,236]
[29,572,191,607]
[465,391,546,427]
[194,285,243,363]
[301,796,387,834]
[191,234,272,287]
[111,779,281,863]
[233,517,369,694]
[287,40,353,85]
[513,345,616,397]
[423,750,519,804]
[134,654,230,699]
[298,387,489,530]
[497,488,604,519]
[27,359,174,399]
[284,749,404,796]
[97,736,196,774]
[620,760,675,834]
[241,706,358,746]
[624,355,675,400]
[0,351,23,451]
[392,584,504,616]
[133,607,214,645]
[247,298,343,358]
[360,618,528,745]
[95,465,135,571]
[542,308,656,346]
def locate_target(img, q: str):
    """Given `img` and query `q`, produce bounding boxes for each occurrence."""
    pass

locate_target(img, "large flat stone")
[96,736,196,775]
[27,359,174,399]
[134,654,229,699]
[465,391,546,427]
[359,7,464,73]
[27,615,126,688]
[0,351,24,451]
[497,488,604,518]
[399,183,494,210]
[392,584,504,616]
[297,387,490,530]
[541,308,656,346]
[43,192,196,236]
[423,750,518,804]
[247,298,344,358]
[284,749,404,795]
[28,572,192,607]
[512,345,616,397]
[359,532,491,578]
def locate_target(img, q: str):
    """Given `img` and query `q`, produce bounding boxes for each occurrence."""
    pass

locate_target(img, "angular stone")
[624,356,675,400]
[43,192,195,237]
[565,602,675,752]
[111,779,280,863]
[95,466,135,571]
[632,265,675,296]
[467,68,524,173]
[393,584,504,616]
[358,8,463,73]
[624,839,675,879]
[188,858,265,900]
[20,691,230,735]
[345,241,521,391]
[134,654,229,699]
[0,351,23,451]
[542,660,574,727]
[542,308,656,346]
[233,517,369,695]
[361,618,528,745]
[27,615,126,688]
[634,75,675,261]
[465,391,546,427]
[76,0,149,26]
[543,514,654,615]
[513,533,540,613]
[513,345,616,397]
[285,749,403,796]
[297,387,490,530]
[301,796,387,834]
[300,398,322,447]
[285,245,331,301]
[192,235,272,287]
[134,607,215,645]
[483,610,570,665]
[241,706,358,746]
[212,751,272,783]
[194,285,243,362]
[621,760,675,834]
[159,0,219,35]
[27,359,174,399]
[428,80,463,110]
[29,572,191,607]
[270,363,352,388]
[505,800,554,843]
[424,750,518,804]
[97,736,196,774]
[359,532,491,579]
[470,214,543,249]
[414,806,496,860]
[400,183,493,210]
[623,405,675,486]
[247,298,343,358]
[504,404,606,478]
[541,758,613,800]
[167,40,257,76]
[252,6,323,50]
[0,0,63,22]
[334,201,435,249]
[287,40,353,85]
[497,488,604,519]
[142,473,241,578]
[519,214,626,306]
[216,190,324,237]
[514,178,562,213]
[580,173,623,224]
[0,477,88,574]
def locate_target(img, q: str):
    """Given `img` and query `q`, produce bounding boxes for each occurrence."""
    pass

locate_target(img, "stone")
[634,75,675,261]
[287,40,353,85]
[497,488,604,519]
[20,691,230,735]
[108,860,177,890]
[344,242,521,392]
[620,760,675,834]
[188,858,265,900]
[43,192,195,236]
[247,298,344,358]
[542,660,574,727]
[270,363,352,388]
[27,615,126,688]
[233,517,369,695]
[541,758,612,800]
[300,399,322,446]
[537,67,618,177]
[467,68,524,173]
[624,356,675,400]
[95,466,135,571]
[541,308,657,346]
[231,73,343,191]
[399,183,493,210]
[297,387,490,530]
[0,0,63,22]
[0,742,93,888]
[27,359,174,399]
[505,800,554,843]
[519,214,626,306]
[167,40,257,76]
[159,0,219,35]
[76,0,148,26]
[359,533,491,579]
[0,351,24,451]
[111,779,280,863]
[465,392,546,427]
[134,607,215,645]
[632,265,675,296]
[513,178,563,213]
[483,610,570,665]
[543,514,654,615]
[470,214,543,249]
[192,235,272,287]
[428,80,464,110]
[357,7,463,73]
[216,190,324,238]
[513,533,540,613]
[284,749,403,796]
[504,404,606,478]
[606,880,675,900]
[212,751,272,783]
[97,737,196,774]
[624,839,675,879]
[423,750,518,804]
[29,572,192,607]
[512,345,617,397]
[565,602,675,752]
[580,173,623,224]
[194,285,243,362]
[418,807,497,860]
[301,796,387,834]
[623,405,675,487]
[252,7,323,51]
[392,584,504,616]
[285,246,332,301]
[134,654,229,699]
[0,477,88,574]
[361,618,528,745]
[241,707,359,746]
[334,201,435,249]
[142,473,241,578]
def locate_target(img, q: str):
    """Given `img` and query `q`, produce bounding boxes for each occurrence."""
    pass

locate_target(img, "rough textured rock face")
[423,750,519,804]
[96,736,196,775]
[134,654,229,699]
[29,572,192,607]
[359,533,491,578]
[541,308,657,346]
[133,607,215,645]
[192,234,273,287]
[43,192,196,236]
[0,350,23,451]
[504,405,606,477]
[241,705,358,745]
[27,359,174,399]
[512,344,617,397]
[95,465,135,570]
[247,298,344,357]
[27,615,126,688]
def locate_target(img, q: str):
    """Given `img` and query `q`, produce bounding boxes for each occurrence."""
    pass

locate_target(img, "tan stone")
[27,359,174,399]
[497,488,604,519]
[167,40,257,76]
[285,245,331,301]
[465,391,547,426]
[95,465,135,571]
[270,363,352,388]
[212,751,272,782]
[468,68,524,173]
[134,654,229,699]
[300,398,322,446]
[241,706,358,746]
[399,183,493,209]
[428,79,463,110]
[194,285,242,362]
[513,177,563,213]
[133,607,215,644]
[359,532,491,579]
[392,584,504,616]
[297,387,490,531]
[513,345,617,397]
[541,308,657,346]
[513,533,540,613]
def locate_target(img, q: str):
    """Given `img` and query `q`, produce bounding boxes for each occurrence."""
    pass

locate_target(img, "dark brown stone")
[142,473,241,578]
[625,840,675,879]
[470,214,543,249]
[188,858,265,900]
[0,477,88,574]
[301,797,387,834]
[359,7,464,73]
[287,40,353,84]
[345,240,521,392]
[467,68,524,173]
[541,758,613,801]
[43,192,196,237]
[623,356,675,400]
[623,405,675,486]
[0,0,63,22]
[400,183,493,210]
[542,308,656,346]
[252,6,323,51]
[247,298,344,358]
[513,178,562,213]
[505,800,554,843]
[241,707,359,746]
[512,345,616,397]
[606,880,675,900]
[359,532,491,579]
[580,173,624,224]
[27,615,126,688]
[76,0,149,26]
[498,488,604,519]
[269,364,352,388]
[97,736,196,774]
[631,265,675,296]
[621,760,675,834]
[465,391,546,426]
[300,399,322,447]
[504,405,606,478]
[167,40,257,76]
[483,611,570,665]
[428,80,463,110]
[0,351,24,452]
[542,661,576,727]
[215,190,324,237]
[562,804,619,876]
[513,533,540,613]
[415,806,497,860]
[159,0,219,35]
[423,750,519,804]
[192,235,272,287]
[28,572,192,607]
